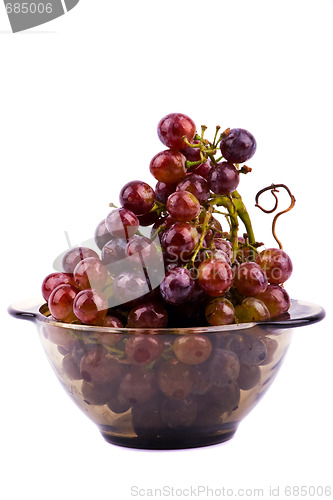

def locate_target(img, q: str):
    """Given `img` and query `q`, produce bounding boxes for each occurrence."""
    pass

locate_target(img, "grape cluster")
[41,112,293,329]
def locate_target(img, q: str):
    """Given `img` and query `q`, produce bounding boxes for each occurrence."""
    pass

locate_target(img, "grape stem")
[188,206,214,267]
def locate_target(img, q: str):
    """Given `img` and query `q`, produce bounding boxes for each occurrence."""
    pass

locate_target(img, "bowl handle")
[8,298,43,323]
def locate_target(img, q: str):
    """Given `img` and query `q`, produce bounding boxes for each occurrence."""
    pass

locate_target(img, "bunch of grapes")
[42,112,293,329]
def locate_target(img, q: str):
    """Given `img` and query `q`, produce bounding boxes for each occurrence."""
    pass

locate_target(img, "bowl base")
[100,426,238,450]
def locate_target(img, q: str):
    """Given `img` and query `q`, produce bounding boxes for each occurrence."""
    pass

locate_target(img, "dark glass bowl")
[8,299,325,449]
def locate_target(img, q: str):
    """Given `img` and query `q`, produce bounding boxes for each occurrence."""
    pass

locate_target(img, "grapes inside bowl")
[8,113,325,449]
[8,299,325,449]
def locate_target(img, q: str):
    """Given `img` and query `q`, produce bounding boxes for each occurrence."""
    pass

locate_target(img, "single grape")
[125,335,164,365]
[208,348,240,388]
[42,324,77,348]
[137,210,159,227]
[255,284,290,318]
[205,298,235,326]
[94,219,113,250]
[160,267,195,305]
[112,271,150,306]
[213,238,233,260]
[160,397,197,429]
[132,399,166,438]
[220,332,267,365]
[233,261,268,296]
[73,289,108,325]
[62,247,99,274]
[259,336,278,365]
[173,335,212,365]
[166,190,201,222]
[157,113,196,150]
[176,174,210,204]
[161,222,199,261]
[101,238,127,266]
[235,297,270,323]
[42,272,76,302]
[180,139,201,162]
[157,360,193,399]
[256,248,293,284]
[118,366,158,406]
[190,364,212,395]
[155,181,178,204]
[73,257,109,290]
[80,345,123,385]
[48,284,80,323]
[197,258,233,296]
[237,364,261,390]
[149,149,186,184]
[220,128,257,163]
[125,235,157,266]
[105,208,139,240]
[206,382,241,413]
[209,161,240,195]
[62,354,81,380]
[82,380,119,406]
[127,300,168,328]
[188,158,212,180]
[119,180,155,215]
[107,393,131,414]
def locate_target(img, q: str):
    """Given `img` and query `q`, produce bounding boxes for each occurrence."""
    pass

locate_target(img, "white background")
[1,1,332,499]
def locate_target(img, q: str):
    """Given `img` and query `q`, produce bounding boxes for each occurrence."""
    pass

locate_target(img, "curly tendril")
[255,184,296,250]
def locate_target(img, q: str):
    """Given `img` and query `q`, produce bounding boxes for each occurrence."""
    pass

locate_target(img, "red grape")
[48,284,80,323]
[119,180,155,216]
[235,297,270,323]
[127,300,168,328]
[62,247,99,274]
[157,360,193,399]
[233,261,268,296]
[166,190,201,222]
[180,139,201,162]
[205,298,235,326]
[157,113,196,150]
[73,289,108,325]
[176,173,210,204]
[255,284,290,318]
[125,335,164,365]
[173,335,212,365]
[149,149,186,184]
[209,161,240,195]
[155,181,177,204]
[101,238,127,266]
[105,208,139,240]
[94,220,113,250]
[80,345,122,384]
[42,272,76,302]
[197,258,233,296]
[220,128,257,163]
[73,257,109,290]
[160,267,195,305]
[256,248,293,284]
[161,222,199,261]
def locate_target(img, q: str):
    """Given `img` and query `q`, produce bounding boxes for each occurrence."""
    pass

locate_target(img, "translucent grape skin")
[166,190,201,222]
[94,219,113,250]
[208,348,240,388]
[105,208,139,240]
[157,113,196,150]
[125,335,164,365]
[127,301,168,328]
[160,267,195,305]
[235,297,270,323]
[48,284,80,323]
[119,180,155,216]
[73,257,109,290]
[197,258,233,297]
[73,289,108,325]
[176,174,210,204]
[255,284,290,318]
[42,272,76,302]
[233,262,268,297]
[256,248,293,285]
[209,161,240,195]
[205,298,235,326]
[149,149,186,184]
[173,335,212,365]
[62,247,100,274]
[220,128,257,163]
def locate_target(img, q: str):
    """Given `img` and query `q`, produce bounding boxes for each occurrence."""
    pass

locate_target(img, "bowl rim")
[8,298,326,335]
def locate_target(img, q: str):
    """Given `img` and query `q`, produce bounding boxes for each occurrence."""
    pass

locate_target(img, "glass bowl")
[8,299,325,449]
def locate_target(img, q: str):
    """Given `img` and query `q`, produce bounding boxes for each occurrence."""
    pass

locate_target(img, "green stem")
[208,196,239,259]
[188,206,213,267]
[231,191,256,245]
